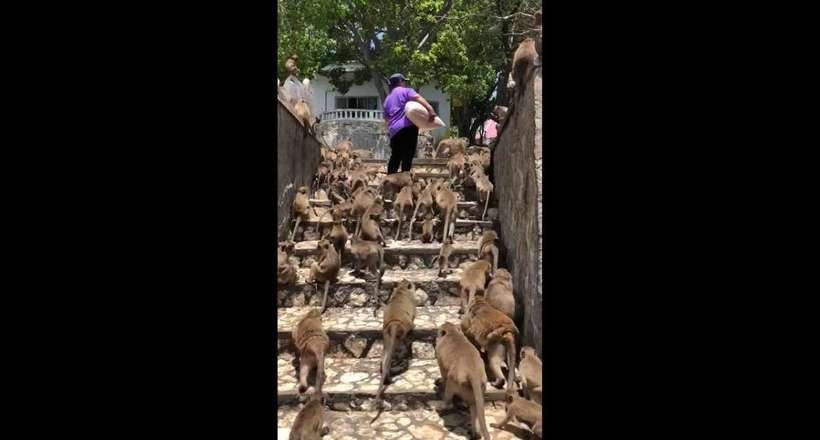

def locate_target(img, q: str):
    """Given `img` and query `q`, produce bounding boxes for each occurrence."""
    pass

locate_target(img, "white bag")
[404,101,446,130]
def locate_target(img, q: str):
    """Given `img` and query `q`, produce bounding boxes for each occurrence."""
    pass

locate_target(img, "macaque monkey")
[490,387,543,437]
[334,138,352,153]
[278,241,299,286]
[511,38,537,97]
[448,152,466,185]
[485,268,515,320]
[370,280,417,423]
[420,212,439,244]
[358,199,386,246]
[294,99,314,136]
[393,185,414,241]
[292,308,329,394]
[434,322,492,440]
[478,230,500,275]
[435,137,467,159]
[288,390,329,440]
[326,210,348,260]
[458,260,493,314]
[350,188,377,236]
[348,236,384,294]
[285,54,300,77]
[461,296,519,391]
[474,174,494,221]
[517,346,543,403]
[493,105,509,125]
[382,171,414,201]
[291,186,316,242]
[407,180,435,240]
[433,180,458,243]
[309,239,340,314]
[435,237,454,277]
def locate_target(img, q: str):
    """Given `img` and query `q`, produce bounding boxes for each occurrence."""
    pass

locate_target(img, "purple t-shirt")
[383,86,418,138]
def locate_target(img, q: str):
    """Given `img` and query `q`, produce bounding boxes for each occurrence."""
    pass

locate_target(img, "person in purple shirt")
[382,73,438,174]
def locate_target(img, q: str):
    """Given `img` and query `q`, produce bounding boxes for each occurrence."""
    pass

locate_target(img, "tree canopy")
[276,0,540,140]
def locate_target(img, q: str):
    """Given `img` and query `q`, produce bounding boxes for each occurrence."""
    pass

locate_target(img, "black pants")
[387,125,419,174]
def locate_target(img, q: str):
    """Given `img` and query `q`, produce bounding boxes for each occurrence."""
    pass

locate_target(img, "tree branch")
[417,0,454,50]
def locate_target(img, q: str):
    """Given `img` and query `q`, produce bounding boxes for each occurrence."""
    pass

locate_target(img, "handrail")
[320,109,384,121]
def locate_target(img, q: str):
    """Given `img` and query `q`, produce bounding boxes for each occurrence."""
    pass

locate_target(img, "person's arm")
[413,95,437,122]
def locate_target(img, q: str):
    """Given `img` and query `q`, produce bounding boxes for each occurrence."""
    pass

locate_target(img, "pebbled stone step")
[310,199,478,210]
[276,268,464,308]
[303,215,493,229]
[276,358,506,405]
[276,401,530,440]
[363,158,449,166]
[276,306,460,341]
[292,240,480,257]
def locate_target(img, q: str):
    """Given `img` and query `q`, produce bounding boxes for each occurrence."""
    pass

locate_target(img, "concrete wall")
[276,96,322,242]
[492,66,544,358]
[318,119,390,158]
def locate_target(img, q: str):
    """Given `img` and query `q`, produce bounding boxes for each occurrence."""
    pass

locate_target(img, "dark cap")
[389,73,407,84]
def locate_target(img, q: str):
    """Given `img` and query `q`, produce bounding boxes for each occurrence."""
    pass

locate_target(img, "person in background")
[382,73,437,174]
[476,116,499,145]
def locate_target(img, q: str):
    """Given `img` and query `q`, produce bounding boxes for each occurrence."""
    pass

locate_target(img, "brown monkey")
[433,180,458,243]
[435,137,467,159]
[292,308,329,395]
[478,230,500,275]
[393,185,414,241]
[492,105,509,125]
[291,186,316,242]
[511,38,537,97]
[334,138,352,153]
[278,241,299,286]
[474,174,494,221]
[420,212,439,244]
[285,54,300,77]
[490,387,543,437]
[458,260,493,314]
[326,211,348,260]
[313,160,333,193]
[447,152,466,185]
[534,8,542,27]
[407,179,435,240]
[288,390,328,440]
[350,188,377,236]
[434,322,492,440]
[348,236,384,294]
[517,346,543,403]
[308,239,340,314]
[485,268,515,321]
[294,99,314,136]
[435,237,454,277]
[461,296,519,391]
[370,280,417,423]
[358,198,386,246]
[381,171,414,201]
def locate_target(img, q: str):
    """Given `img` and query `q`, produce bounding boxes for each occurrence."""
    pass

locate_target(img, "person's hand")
[428,111,437,123]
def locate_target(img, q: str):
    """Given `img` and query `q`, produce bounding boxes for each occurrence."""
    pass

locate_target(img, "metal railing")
[320,109,384,121]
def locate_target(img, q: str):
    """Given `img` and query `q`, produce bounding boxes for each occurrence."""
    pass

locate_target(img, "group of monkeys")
[278,136,497,315]
[282,139,542,440]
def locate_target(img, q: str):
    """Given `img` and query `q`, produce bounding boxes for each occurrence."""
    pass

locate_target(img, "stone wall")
[318,119,436,160]
[492,66,543,358]
[277,97,322,241]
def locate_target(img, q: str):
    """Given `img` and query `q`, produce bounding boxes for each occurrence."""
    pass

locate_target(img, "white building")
[308,63,451,156]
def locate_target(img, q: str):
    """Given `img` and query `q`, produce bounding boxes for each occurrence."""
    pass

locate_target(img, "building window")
[335,96,378,110]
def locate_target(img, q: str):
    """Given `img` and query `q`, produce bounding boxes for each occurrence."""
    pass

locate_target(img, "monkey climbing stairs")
[277,158,528,440]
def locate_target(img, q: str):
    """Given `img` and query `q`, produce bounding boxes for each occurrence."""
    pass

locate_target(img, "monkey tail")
[377,247,385,292]
[469,373,492,440]
[504,332,517,394]
[371,325,397,424]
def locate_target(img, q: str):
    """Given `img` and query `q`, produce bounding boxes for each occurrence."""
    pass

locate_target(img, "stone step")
[310,199,478,210]
[277,268,464,308]
[292,239,480,257]
[276,306,460,341]
[276,358,506,405]
[303,215,493,229]
[363,158,449,166]
[276,401,530,440]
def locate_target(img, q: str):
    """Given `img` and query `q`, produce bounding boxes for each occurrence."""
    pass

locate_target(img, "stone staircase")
[277,158,528,440]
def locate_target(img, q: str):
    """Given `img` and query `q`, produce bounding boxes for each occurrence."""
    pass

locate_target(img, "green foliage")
[277,0,540,137]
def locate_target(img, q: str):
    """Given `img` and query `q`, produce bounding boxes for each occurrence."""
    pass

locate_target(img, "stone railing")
[321,109,384,121]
